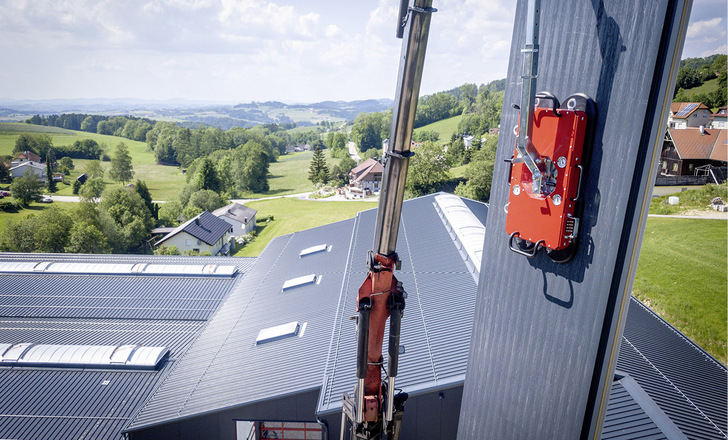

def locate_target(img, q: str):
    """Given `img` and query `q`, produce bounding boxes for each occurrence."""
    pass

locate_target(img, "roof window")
[299,244,330,257]
[282,274,319,291]
[255,321,305,345]
[0,343,168,370]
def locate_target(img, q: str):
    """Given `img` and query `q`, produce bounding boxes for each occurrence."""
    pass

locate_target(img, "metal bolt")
[553,194,562,205]
[567,98,577,110]
[557,156,567,168]
[512,185,521,196]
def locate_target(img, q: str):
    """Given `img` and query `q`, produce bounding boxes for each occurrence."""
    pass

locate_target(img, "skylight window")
[0,343,168,370]
[299,244,330,257]
[255,321,303,345]
[282,274,319,290]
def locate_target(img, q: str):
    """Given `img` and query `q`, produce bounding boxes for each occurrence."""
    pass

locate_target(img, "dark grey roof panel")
[0,318,204,440]
[158,211,232,246]
[318,195,486,414]
[616,298,728,439]
[0,274,238,321]
[127,219,357,431]
[602,381,666,440]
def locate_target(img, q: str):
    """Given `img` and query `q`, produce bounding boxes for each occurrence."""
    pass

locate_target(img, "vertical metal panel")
[458,1,692,439]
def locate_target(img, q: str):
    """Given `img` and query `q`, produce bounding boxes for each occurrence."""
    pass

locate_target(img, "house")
[10,151,42,167]
[285,144,311,153]
[346,158,383,197]
[155,211,233,255]
[76,173,88,184]
[212,202,258,236]
[660,128,727,175]
[9,161,47,182]
[711,106,727,129]
[667,102,712,129]
[0,194,725,440]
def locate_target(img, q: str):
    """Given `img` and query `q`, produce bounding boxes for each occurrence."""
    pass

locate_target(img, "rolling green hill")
[413,115,463,144]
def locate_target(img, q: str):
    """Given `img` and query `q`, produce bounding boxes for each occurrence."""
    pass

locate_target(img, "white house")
[667,102,712,129]
[711,106,727,129]
[10,151,42,167]
[9,162,47,183]
[155,211,233,255]
[212,203,257,237]
[346,158,383,198]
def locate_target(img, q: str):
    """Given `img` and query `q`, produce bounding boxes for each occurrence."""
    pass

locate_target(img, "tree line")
[26,114,155,142]
[673,54,727,108]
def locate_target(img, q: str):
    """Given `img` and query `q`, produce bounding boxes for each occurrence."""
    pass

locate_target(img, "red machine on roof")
[340,1,436,439]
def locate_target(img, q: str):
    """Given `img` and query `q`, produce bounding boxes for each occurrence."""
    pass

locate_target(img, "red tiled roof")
[669,102,710,119]
[16,151,42,162]
[668,128,725,161]
[710,129,727,162]
[349,158,383,182]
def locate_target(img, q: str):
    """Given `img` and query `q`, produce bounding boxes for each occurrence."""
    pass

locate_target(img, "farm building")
[0,194,724,440]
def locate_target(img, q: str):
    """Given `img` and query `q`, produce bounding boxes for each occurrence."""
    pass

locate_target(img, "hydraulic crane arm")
[341,1,435,439]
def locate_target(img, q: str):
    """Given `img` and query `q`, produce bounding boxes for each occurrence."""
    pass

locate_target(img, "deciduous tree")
[65,222,111,253]
[406,141,450,196]
[10,171,42,206]
[99,187,153,253]
[109,142,135,184]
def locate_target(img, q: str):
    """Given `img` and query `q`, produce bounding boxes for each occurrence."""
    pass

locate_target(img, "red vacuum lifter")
[340,1,436,439]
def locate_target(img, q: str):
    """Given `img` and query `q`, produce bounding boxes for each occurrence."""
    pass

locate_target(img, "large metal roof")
[124,193,726,440]
[126,218,357,431]
[0,253,253,440]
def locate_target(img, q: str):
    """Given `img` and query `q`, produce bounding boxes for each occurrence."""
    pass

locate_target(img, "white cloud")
[701,44,728,57]
[687,17,726,42]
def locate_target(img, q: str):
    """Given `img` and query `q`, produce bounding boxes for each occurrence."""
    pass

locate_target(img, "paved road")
[348,141,361,162]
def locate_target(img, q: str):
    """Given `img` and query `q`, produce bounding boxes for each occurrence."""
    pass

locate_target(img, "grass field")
[650,183,727,215]
[633,217,727,364]
[0,201,77,236]
[233,197,377,256]
[414,115,463,144]
[682,77,719,97]
[253,149,345,198]
[1,122,189,201]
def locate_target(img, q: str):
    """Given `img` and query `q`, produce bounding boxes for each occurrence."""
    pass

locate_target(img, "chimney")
[700,125,705,135]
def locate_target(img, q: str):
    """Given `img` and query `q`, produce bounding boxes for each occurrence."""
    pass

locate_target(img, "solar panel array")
[675,103,698,117]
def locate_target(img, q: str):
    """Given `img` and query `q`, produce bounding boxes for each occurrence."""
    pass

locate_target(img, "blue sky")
[0,0,724,103]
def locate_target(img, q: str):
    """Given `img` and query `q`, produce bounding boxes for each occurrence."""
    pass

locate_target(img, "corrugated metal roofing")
[617,298,727,439]
[126,219,358,431]
[0,254,252,440]
[212,202,258,224]
[318,195,484,414]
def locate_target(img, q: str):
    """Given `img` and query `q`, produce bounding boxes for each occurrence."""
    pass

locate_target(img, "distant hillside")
[0,98,394,129]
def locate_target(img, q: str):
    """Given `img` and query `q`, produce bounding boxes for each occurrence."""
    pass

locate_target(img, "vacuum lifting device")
[505,0,595,263]
[340,0,435,439]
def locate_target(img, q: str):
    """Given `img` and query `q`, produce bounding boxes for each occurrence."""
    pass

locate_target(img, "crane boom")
[341,1,435,439]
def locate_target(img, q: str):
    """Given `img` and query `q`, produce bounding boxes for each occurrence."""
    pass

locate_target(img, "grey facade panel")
[458,0,691,438]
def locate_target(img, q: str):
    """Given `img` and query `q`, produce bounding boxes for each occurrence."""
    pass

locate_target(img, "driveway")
[348,142,361,161]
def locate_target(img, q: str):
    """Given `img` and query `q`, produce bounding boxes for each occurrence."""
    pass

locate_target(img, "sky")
[0,0,725,104]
